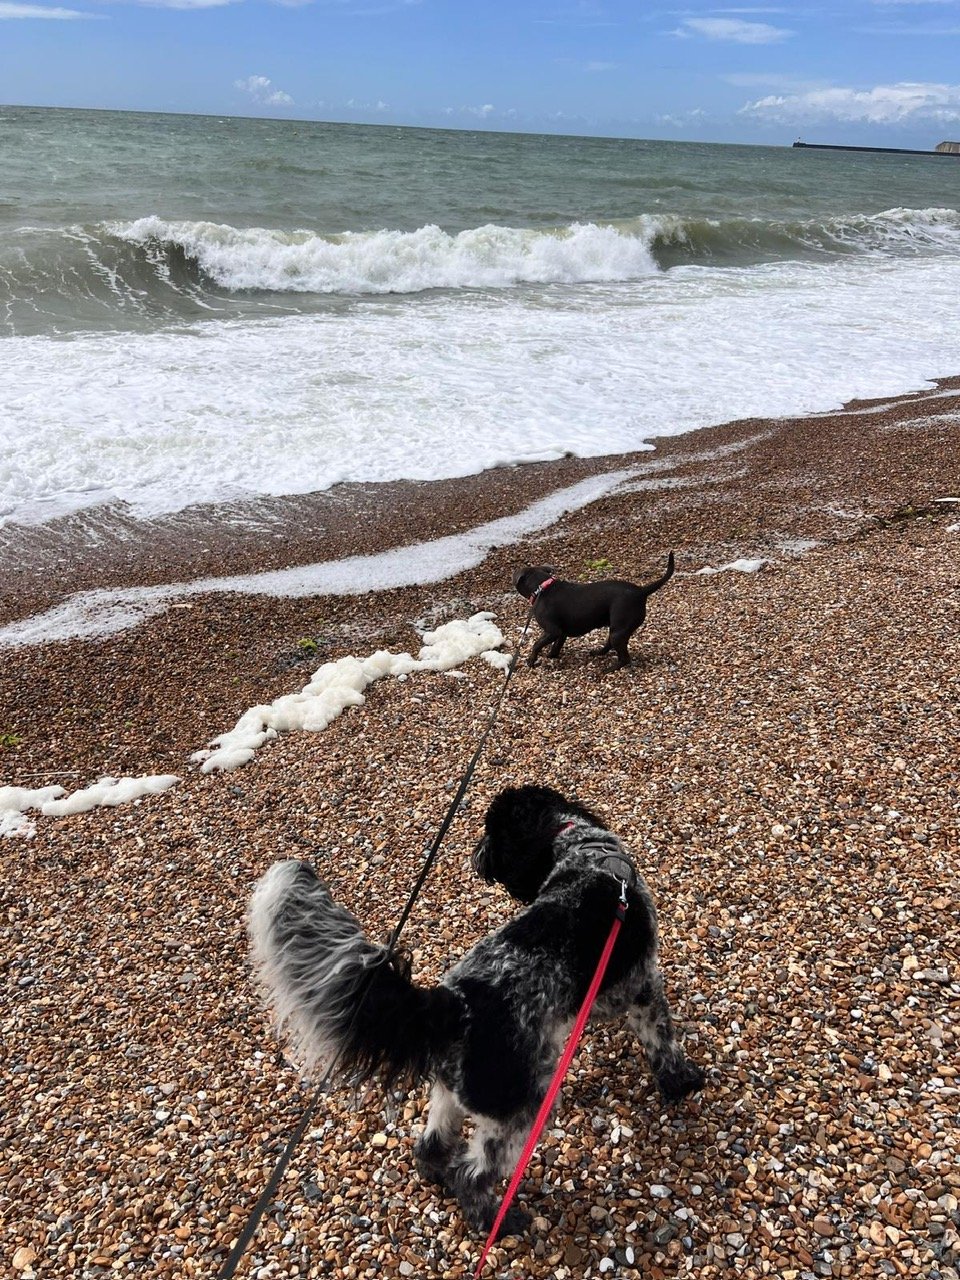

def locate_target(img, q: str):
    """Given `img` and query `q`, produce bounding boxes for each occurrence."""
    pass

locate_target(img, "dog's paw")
[494,1205,533,1240]
[657,1059,706,1104]
[414,1136,458,1187]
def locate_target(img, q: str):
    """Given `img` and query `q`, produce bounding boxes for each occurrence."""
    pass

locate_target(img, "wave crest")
[110,216,662,293]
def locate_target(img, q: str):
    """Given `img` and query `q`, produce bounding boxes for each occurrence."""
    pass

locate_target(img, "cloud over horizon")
[0,1,98,16]
[234,74,294,107]
[672,16,793,43]
[740,80,960,125]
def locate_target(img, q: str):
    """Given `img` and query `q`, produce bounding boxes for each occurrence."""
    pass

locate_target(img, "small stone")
[652,1224,678,1247]
[649,1183,671,1198]
[13,1248,37,1272]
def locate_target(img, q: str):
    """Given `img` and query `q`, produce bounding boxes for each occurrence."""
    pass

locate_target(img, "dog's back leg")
[626,970,706,1103]
[606,599,647,668]
[414,1081,466,1186]
[446,1115,533,1237]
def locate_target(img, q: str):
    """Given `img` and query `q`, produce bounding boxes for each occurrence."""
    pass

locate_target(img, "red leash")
[473,883,629,1278]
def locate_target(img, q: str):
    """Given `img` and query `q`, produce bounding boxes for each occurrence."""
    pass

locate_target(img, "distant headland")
[793,139,960,158]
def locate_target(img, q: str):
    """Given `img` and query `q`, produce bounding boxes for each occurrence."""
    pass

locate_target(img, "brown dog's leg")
[527,632,558,667]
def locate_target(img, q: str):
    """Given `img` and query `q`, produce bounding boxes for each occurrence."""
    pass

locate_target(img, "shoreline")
[2,379,959,1280]
[2,374,958,629]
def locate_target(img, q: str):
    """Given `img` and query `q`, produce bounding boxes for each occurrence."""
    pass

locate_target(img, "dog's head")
[473,784,607,903]
[513,566,557,600]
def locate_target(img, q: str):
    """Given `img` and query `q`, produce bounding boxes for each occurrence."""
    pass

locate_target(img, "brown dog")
[514,552,675,669]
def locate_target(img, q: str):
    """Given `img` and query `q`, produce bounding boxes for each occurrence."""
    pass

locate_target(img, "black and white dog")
[249,785,705,1238]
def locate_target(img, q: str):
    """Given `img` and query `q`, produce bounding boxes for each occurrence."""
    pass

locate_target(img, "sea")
[2,105,959,531]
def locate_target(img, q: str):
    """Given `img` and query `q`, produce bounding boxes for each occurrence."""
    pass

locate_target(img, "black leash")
[217,607,534,1279]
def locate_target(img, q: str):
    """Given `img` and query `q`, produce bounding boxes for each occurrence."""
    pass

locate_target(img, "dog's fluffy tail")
[249,860,464,1088]
[643,550,675,597]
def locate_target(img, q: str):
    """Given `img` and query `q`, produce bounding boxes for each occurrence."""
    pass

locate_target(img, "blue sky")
[3,0,960,147]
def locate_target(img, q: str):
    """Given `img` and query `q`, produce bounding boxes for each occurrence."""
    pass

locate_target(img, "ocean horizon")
[2,104,959,531]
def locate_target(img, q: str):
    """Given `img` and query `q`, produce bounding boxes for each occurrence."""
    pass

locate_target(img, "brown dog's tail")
[642,550,675,598]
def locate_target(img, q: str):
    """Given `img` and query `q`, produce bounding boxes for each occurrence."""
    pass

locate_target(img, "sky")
[2,0,960,148]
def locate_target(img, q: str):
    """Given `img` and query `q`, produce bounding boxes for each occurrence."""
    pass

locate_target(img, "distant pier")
[792,141,960,158]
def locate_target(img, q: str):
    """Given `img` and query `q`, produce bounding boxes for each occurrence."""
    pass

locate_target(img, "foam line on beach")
[193,613,507,773]
[0,774,181,838]
[695,557,769,576]
[807,387,958,420]
[0,468,638,649]
[0,617,507,833]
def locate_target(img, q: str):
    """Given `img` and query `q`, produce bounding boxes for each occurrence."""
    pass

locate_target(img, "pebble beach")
[2,382,959,1280]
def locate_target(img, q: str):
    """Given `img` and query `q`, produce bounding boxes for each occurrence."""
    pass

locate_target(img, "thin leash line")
[217,605,535,1280]
[473,884,630,1279]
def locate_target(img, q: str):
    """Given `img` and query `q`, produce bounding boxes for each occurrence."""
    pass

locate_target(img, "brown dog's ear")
[512,568,527,589]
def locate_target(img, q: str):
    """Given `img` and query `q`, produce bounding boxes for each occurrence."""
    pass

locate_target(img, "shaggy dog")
[248,785,705,1238]
[514,552,675,669]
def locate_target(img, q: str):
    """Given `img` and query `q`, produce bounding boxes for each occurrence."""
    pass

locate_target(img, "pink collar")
[529,576,556,603]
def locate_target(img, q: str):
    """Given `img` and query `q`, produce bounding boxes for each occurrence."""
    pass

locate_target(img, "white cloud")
[346,97,390,111]
[234,74,294,107]
[672,16,792,42]
[0,1,97,14]
[740,80,960,124]
[656,107,710,128]
[586,60,618,72]
[109,0,238,7]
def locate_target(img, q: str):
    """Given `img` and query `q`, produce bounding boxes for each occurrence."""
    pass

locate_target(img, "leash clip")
[619,878,628,905]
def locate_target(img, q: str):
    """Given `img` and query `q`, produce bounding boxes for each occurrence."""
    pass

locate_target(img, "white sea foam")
[193,613,505,772]
[112,217,661,294]
[696,558,768,576]
[0,785,66,838]
[2,253,959,529]
[40,773,180,815]
[0,775,179,837]
[0,468,637,648]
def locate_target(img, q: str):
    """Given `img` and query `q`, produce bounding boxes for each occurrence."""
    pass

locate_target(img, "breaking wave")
[1,206,959,335]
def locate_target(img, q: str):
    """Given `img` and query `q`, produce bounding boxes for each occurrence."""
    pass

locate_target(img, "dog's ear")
[471,834,494,882]
[476,785,600,903]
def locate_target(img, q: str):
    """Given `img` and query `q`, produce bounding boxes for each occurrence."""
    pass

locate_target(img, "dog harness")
[528,576,556,602]
[594,848,639,893]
